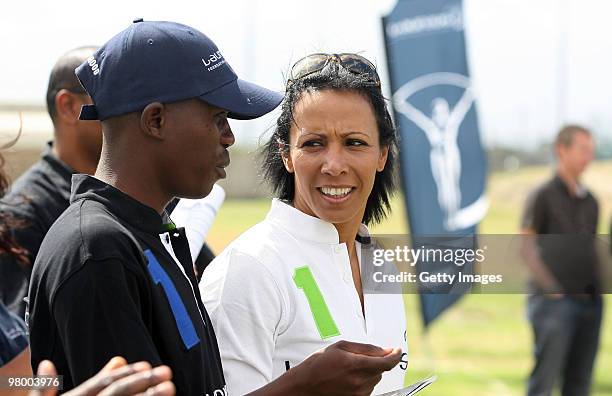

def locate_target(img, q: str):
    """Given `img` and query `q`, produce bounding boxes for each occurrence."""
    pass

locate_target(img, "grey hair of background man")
[555,124,592,148]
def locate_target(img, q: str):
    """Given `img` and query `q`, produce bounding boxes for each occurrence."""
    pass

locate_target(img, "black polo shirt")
[27,175,226,395]
[522,174,600,295]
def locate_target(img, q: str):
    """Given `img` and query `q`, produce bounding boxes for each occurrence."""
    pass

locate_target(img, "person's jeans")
[527,294,603,396]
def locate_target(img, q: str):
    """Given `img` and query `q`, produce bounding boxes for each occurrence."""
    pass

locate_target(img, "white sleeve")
[172,184,225,262]
[199,250,285,396]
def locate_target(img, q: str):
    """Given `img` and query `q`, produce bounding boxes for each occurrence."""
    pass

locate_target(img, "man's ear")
[55,89,82,125]
[140,102,166,140]
[280,143,294,173]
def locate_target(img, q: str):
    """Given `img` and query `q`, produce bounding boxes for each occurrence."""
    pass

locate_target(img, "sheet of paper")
[376,375,437,396]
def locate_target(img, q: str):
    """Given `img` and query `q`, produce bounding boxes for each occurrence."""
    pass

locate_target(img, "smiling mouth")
[317,186,354,199]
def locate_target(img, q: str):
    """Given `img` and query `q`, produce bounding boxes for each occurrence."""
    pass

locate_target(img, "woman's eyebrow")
[295,130,372,139]
[296,129,326,138]
[340,131,371,138]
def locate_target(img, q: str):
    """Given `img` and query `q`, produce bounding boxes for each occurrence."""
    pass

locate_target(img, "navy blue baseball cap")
[76,19,282,121]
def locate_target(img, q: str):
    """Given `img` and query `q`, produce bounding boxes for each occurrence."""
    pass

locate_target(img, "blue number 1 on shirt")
[293,266,340,339]
[145,249,200,349]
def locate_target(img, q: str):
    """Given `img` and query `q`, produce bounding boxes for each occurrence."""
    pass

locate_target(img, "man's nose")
[220,118,235,148]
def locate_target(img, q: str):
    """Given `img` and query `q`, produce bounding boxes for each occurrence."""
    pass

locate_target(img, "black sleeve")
[51,258,162,386]
[521,189,547,233]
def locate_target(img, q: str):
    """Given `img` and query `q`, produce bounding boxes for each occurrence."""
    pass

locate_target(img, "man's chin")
[178,184,215,200]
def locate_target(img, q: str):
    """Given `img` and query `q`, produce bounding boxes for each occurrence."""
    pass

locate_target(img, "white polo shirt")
[200,199,408,395]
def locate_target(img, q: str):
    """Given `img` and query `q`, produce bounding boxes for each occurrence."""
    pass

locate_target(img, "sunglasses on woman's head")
[287,53,381,87]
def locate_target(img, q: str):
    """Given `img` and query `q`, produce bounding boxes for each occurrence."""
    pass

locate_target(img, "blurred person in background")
[0,145,31,395]
[0,46,218,317]
[521,124,602,396]
[200,53,407,395]
[0,46,100,318]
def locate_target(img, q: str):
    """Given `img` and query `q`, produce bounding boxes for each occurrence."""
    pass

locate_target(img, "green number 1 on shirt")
[293,266,340,339]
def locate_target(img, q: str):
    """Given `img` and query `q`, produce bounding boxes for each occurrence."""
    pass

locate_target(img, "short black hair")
[46,46,98,124]
[262,60,399,225]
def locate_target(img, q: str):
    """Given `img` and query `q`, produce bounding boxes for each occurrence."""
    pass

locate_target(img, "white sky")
[1,0,611,149]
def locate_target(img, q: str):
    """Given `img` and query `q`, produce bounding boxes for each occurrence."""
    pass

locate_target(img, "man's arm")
[50,258,162,386]
[520,228,563,296]
[520,190,563,296]
[247,341,402,396]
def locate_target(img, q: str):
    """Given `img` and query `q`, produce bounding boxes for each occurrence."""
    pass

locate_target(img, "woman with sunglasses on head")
[200,53,407,395]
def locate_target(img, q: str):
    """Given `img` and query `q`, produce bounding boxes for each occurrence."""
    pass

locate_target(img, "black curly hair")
[0,121,28,266]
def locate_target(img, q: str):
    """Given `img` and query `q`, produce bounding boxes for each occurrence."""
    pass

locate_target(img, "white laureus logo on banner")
[393,72,488,231]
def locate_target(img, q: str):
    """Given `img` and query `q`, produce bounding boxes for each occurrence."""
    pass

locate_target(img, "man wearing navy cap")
[27,20,401,395]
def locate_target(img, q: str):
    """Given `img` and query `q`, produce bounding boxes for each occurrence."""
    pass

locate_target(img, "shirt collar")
[41,141,75,189]
[70,174,170,234]
[553,173,588,199]
[265,198,372,244]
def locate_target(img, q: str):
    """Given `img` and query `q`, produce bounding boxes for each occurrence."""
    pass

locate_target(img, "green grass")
[207,161,612,396]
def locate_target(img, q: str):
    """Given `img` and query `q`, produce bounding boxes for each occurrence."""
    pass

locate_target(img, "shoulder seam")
[223,248,289,335]
[49,200,146,307]
[49,254,146,313]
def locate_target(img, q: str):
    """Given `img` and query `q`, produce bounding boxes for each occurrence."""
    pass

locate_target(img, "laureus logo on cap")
[202,50,226,72]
